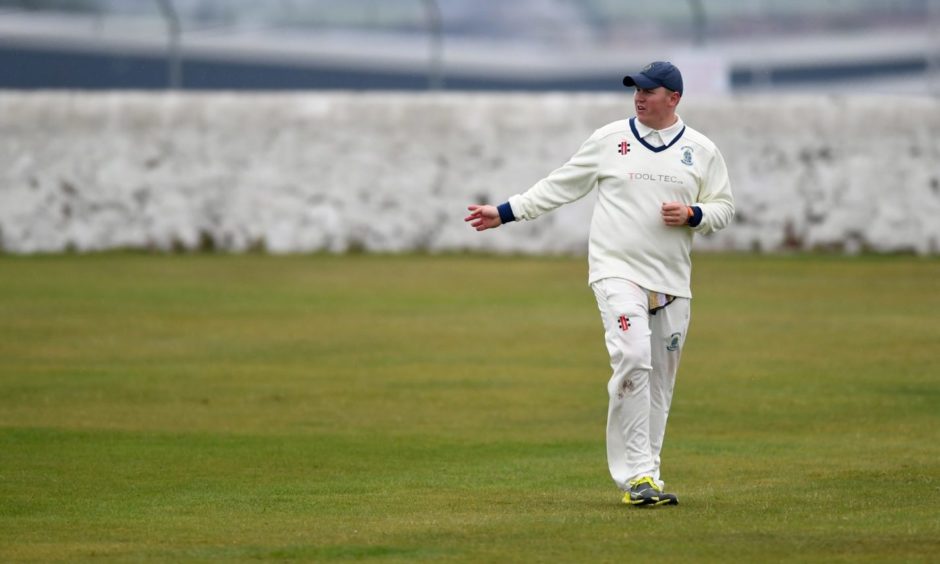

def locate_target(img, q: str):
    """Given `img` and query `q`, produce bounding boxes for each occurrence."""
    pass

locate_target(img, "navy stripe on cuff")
[688,206,703,227]
[497,202,516,224]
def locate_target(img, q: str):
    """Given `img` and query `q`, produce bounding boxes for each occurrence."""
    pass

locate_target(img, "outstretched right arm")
[505,134,600,222]
[464,132,601,232]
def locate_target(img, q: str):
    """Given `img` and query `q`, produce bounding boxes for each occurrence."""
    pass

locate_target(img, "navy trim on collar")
[630,117,686,153]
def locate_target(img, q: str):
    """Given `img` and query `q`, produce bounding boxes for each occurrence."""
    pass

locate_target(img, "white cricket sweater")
[505,116,734,298]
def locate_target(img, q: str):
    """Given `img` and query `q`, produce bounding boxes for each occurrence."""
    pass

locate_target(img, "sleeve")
[505,133,600,222]
[691,145,735,235]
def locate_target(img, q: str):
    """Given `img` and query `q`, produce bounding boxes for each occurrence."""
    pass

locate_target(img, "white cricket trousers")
[591,277,690,491]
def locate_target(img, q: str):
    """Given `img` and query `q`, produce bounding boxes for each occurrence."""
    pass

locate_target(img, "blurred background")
[1,1,938,256]
[1,0,938,95]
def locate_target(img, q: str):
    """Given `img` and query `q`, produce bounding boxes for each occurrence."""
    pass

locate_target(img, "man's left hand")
[661,202,691,227]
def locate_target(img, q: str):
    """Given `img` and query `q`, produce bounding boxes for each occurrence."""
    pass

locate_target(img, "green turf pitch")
[0,253,937,562]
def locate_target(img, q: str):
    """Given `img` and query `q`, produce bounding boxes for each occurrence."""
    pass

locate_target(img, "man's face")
[633,86,680,128]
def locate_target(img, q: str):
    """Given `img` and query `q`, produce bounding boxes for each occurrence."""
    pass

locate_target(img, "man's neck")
[637,114,679,131]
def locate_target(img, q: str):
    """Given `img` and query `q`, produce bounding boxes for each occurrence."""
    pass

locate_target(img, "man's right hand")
[464,205,502,231]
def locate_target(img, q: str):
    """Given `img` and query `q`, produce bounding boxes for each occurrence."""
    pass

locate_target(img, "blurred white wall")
[0,92,938,256]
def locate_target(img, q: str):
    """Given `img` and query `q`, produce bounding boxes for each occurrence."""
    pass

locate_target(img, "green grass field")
[1,253,938,562]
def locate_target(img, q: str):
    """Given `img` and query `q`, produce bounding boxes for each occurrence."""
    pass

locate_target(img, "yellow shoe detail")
[628,476,662,492]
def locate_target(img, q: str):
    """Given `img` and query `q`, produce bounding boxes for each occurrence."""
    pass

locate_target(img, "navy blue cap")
[623,61,683,95]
